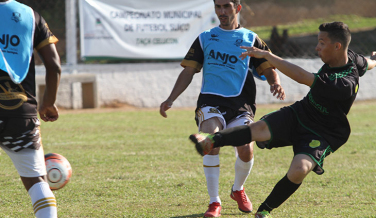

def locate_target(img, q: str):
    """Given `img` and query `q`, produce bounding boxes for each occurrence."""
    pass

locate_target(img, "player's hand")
[239,46,269,60]
[159,98,173,118]
[39,104,59,122]
[371,51,376,61]
[270,83,286,100]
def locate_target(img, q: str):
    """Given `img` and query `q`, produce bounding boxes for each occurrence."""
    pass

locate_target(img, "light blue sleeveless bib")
[199,27,257,97]
[0,0,35,84]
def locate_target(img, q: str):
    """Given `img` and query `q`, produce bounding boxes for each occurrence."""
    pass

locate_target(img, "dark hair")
[319,22,351,49]
[213,0,240,6]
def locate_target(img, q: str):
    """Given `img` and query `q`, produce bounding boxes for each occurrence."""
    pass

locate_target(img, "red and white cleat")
[204,202,221,217]
[230,187,253,213]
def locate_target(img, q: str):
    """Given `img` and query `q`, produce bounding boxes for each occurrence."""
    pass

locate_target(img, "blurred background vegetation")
[18,0,376,62]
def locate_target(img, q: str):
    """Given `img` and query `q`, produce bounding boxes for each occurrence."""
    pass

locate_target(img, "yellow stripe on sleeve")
[35,36,59,51]
[256,62,274,76]
[181,59,202,72]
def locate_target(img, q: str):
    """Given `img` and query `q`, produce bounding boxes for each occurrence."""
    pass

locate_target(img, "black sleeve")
[249,36,273,75]
[348,49,368,77]
[180,37,204,71]
[253,36,271,52]
[33,11,57,49]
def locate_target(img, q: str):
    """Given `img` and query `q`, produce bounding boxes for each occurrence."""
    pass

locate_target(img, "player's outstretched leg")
[189,125,253,155]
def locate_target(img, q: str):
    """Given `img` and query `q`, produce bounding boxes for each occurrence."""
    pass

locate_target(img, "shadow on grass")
[170,212,249,218]
[170,214,203,218]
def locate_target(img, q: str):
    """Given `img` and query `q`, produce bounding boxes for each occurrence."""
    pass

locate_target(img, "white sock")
[233,157,254,191]
[233,147,238,158]
[28,182,57,218]
[203,154,221,204]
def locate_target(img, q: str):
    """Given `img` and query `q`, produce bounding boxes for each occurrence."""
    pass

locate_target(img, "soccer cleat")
[230,187,252,213]
[255,210,272,218]
[189,133,215,156]
[204,202,221,217]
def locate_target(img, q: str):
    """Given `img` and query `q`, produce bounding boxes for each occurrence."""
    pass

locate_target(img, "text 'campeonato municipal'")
[110,11,202,19]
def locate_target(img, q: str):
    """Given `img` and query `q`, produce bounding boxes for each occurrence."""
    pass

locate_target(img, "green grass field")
[0,101,376,217]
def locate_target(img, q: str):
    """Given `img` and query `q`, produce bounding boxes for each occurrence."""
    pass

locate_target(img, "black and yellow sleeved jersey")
[0,10,58,118]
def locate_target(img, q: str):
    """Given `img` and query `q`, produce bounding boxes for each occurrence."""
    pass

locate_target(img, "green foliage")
[250,15,376,40]
[0,102,375,217]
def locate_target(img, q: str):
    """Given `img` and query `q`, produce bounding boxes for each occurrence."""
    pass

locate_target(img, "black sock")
[212,125,252,147]
[257,175,301,213]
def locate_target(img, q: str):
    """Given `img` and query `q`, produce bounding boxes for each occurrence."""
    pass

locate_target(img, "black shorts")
[256,106,333,175]
[0,117,41,152]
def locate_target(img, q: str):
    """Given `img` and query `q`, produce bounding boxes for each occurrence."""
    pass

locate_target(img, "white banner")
[79,0,219,60]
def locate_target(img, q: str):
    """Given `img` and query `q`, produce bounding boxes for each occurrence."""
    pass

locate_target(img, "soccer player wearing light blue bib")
[0,0,61,217]
[199,26,257,97]
[0,0,34,84]
[160,0,286,217]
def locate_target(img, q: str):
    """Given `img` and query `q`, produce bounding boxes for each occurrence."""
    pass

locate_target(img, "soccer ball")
[45,153,72,190]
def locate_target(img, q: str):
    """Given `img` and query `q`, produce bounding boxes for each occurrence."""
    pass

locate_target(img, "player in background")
[0,0,61,217]
[189,22,376,217]
[160,0,285,217]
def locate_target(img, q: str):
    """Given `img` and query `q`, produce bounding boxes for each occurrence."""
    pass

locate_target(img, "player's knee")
[250,121,271,141]
[295,165,310,175]
[287,165,310,183]
[200,117,223,133]
[237,143,254,161]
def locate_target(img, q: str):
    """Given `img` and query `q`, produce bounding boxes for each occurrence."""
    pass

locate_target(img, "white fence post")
[65,0,77,66]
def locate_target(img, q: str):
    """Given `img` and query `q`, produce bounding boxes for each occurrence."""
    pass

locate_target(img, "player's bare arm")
[367,51,376,70]
[160,66,198,118]
[262,67,286,100]
[37,43,61,122]
[240,46,315,87]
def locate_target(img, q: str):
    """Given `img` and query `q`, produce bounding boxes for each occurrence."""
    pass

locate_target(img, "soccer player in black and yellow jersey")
[0,0,61,217]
